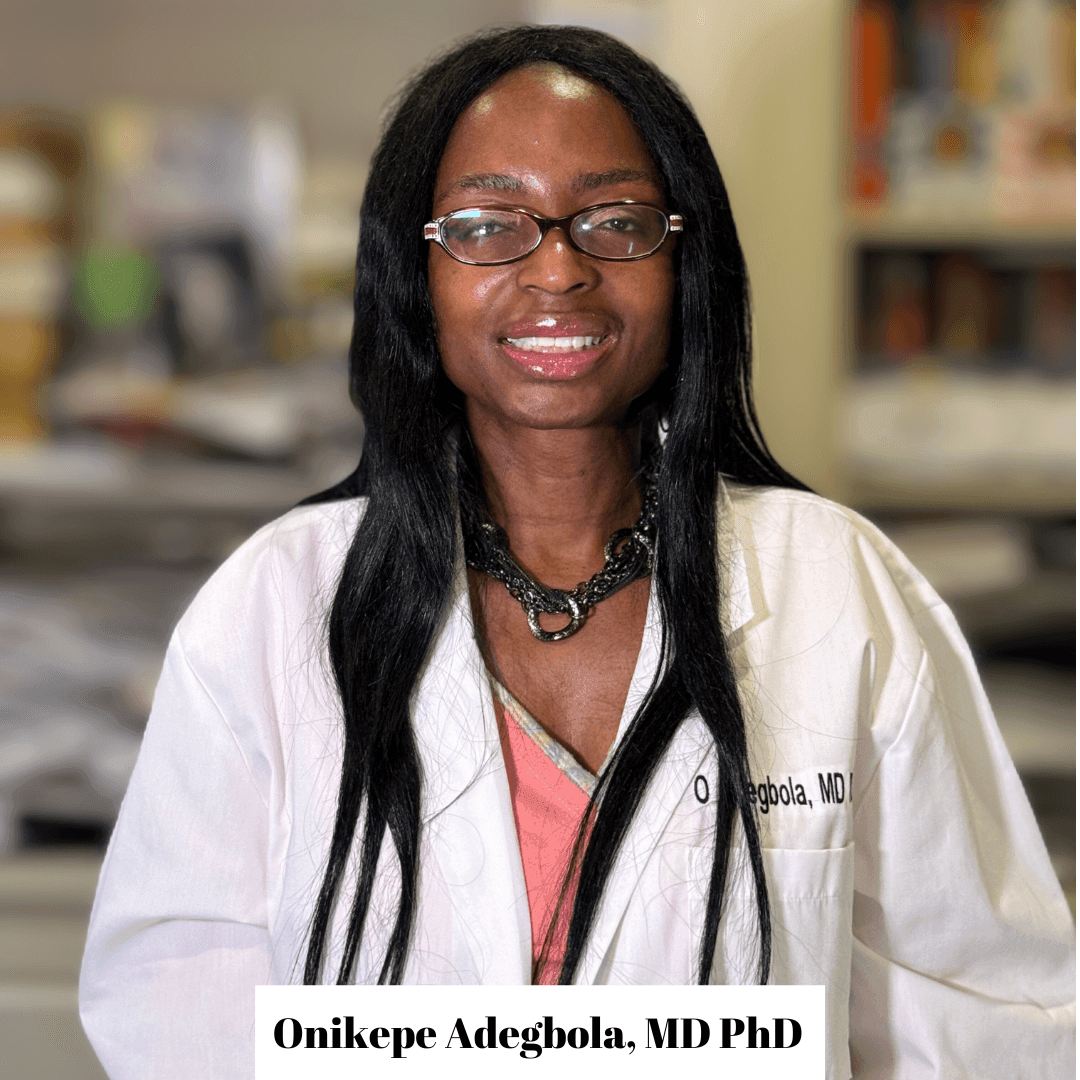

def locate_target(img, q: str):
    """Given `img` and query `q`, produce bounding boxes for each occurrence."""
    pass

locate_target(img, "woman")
[80,26,1073,1079]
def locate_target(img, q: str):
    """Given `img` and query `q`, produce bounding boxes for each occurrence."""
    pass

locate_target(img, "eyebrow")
[443,167,659,199]
[571,168,656,192]
[448,173,524,194]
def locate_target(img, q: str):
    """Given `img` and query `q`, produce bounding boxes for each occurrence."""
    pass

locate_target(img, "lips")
[499,314,614,379]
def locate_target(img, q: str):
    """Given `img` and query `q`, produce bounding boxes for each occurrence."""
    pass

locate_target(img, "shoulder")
[719,481,945,630]
[722,481,896,557]
[716,485,980,775]
[173,497,366,659]
[716,482,964,735]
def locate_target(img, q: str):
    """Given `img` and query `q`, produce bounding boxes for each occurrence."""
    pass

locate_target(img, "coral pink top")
[491,678,599,984]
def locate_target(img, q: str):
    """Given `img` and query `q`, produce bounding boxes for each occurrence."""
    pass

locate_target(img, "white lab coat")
[79,483,1075,1079]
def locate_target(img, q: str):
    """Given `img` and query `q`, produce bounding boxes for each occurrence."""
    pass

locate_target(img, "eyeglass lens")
[440,205,670,264]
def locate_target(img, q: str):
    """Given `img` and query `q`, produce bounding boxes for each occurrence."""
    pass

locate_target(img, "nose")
[515,226,599,294]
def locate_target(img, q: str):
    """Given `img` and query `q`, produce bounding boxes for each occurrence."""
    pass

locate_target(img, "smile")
[503,335,605,352]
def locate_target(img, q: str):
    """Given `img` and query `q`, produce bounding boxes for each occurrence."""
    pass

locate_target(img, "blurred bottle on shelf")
[993,0,1076,218]
[933,251,997,356]
[55,245,171,449]
[852,0,898,203]
[954,0,1000,104]
[1028,267,1076,375]
[861,252,932,361]
[0,111,83,444]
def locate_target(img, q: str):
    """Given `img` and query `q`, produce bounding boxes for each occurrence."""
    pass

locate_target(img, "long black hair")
[300,24,807,987]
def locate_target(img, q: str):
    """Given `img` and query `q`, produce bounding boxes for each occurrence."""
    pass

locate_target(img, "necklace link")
[465,460,659,642]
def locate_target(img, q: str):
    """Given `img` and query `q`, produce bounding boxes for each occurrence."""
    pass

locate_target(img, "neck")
[464,408,644,590]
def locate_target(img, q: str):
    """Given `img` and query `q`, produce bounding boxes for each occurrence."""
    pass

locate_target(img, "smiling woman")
[78,25,1074,1080]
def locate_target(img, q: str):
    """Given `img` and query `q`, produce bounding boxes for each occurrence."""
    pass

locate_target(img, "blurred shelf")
[0,852,100,985]
[849,476,1075,514]
[0,984,107,1080]
[952,569,1076,648]
[844,370,1075,514]
[845,208,1075,249]
[0,851,101,911]
[983,661,1074,775]
[0,442,319,516]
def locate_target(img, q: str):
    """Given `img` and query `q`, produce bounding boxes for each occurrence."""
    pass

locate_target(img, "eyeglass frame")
[423,201,684,266]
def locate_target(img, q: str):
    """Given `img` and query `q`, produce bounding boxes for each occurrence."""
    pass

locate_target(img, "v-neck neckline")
[489,675,599,795]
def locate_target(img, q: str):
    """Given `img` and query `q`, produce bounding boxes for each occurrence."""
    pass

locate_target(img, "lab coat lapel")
[578,722,714,984]
[578,485,756,982]
[410,564,532,983]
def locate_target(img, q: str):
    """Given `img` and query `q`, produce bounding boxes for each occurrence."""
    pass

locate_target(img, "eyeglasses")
[423,202,683,265]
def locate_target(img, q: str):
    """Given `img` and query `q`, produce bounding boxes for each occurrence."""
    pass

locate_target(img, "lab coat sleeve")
[79,633,272,1080]
[848,555,1075,1078]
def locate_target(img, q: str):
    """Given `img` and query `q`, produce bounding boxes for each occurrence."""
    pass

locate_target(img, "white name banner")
[256,984,825,1079]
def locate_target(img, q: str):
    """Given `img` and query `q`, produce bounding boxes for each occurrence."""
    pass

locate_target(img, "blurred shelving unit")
[843,0,1075,513]
[843,0,1075,904]
[842,203,1074,514]
[846,206,1074,244]
[0,851,107,1079]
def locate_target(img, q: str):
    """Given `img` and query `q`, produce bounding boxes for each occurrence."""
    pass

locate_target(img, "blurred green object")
[74,247,159,329]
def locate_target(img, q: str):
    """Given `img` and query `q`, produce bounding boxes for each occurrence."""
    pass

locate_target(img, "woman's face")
[428,64,675,433]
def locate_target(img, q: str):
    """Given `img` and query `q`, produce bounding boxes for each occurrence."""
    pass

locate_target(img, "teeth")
[505,335,602,350]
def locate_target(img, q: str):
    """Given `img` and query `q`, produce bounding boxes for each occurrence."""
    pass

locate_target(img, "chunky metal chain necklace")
[464,463,659,643]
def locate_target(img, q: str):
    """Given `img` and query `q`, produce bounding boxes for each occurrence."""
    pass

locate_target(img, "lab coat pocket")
[705,844,854,1078]
[696,842,853,976]
[759,844,854,988]
[695,846,855,1075]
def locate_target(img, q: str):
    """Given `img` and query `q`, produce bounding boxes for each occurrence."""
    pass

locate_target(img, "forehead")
[433,64,661,205]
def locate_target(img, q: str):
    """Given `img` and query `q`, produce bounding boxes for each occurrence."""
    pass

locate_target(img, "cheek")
[428,254,509,335]
[468,274,504,306]
[428,258,511,393]
[622,261,675,357]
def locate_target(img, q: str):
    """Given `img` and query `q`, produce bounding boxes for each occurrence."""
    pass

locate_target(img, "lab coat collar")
[718,475,755,637]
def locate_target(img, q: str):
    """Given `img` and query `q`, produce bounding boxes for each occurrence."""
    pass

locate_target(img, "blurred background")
[0,0,1073,1075]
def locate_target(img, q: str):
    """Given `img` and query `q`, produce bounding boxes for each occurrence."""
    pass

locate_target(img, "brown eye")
[572,205,669,259]
[440,210,539,263]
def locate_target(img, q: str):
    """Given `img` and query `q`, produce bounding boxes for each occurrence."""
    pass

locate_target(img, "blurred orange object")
[851,0,897,203]
[955,0,998,104]
[0,109,84,443]
[0,319,55,440]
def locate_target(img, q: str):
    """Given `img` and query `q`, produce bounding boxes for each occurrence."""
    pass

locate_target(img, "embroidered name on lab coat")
[743,772,853,814]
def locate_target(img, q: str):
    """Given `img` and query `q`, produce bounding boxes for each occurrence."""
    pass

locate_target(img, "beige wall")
[3,0,523,160]
[656,0,846,498]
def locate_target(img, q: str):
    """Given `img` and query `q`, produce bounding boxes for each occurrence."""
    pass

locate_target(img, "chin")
[503,388,627,430]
